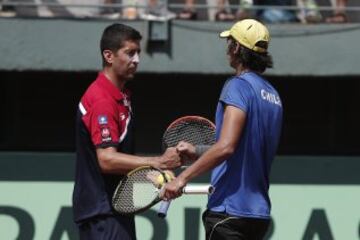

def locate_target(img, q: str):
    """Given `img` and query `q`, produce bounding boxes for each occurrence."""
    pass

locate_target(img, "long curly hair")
[227,37,273,73]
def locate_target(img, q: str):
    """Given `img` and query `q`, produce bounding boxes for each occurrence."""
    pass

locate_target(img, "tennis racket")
[112,166,170,215]
[112,166,214,215]
[158,115,216,218]
[162,115,216,149]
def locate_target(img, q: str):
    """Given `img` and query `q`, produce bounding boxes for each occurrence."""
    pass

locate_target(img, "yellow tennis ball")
[156,174,165,186]
[164,172,173,181]
[156,173,173,187]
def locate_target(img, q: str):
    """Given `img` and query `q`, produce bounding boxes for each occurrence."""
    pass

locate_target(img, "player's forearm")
[97,150,160,174]
[178,142,234,183]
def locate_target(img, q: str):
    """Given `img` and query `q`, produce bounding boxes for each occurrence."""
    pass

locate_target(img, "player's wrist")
[145,157,158,168]
[195,145,211,158]
[177,174,188,187]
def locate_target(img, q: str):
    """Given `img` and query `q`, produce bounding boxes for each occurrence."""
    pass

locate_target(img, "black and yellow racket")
[112,166,171,215]
[112,166,214,215]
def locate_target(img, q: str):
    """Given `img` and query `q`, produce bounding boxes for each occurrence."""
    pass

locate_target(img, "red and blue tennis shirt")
[73,72,134,223]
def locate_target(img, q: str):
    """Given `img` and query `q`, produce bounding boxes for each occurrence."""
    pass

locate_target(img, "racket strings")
[163,120,216,148]
[112,169,162,214]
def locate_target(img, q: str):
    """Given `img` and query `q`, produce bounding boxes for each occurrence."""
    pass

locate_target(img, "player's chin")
[126,70,137,79]
[125,73,135,80]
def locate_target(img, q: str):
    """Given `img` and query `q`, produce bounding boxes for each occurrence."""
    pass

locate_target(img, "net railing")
[1,0,359,22]
[1,2,360,11]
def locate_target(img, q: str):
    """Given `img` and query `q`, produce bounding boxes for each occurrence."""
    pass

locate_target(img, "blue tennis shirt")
[208,72,283,219]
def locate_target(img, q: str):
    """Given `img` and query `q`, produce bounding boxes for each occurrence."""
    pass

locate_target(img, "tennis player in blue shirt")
[162,19,283,240]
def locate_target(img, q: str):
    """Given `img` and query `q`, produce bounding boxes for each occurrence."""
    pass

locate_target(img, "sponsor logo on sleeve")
[101,127,111,142]
[98,115,108,125]
[119,113,126,121]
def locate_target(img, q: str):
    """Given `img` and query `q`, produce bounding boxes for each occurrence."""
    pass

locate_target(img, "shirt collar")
[97,72,130,101]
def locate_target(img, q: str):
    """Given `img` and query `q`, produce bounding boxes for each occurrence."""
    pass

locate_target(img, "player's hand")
[161,177,186,201]
[176,141,197,162]
[158,147,181,169]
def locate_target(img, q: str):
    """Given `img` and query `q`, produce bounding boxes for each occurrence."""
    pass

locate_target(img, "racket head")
[112,166,169,215]
[162,116,216,149]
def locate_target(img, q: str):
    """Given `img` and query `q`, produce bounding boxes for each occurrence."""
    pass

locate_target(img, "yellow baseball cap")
[219,19,270,53]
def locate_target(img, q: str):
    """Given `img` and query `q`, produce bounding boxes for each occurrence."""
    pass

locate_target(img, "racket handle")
[157,200,171,218]
[157,185,214,218]
[183,185,214,194]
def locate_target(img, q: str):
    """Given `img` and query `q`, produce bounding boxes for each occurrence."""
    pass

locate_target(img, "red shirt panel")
[79,72,131,148]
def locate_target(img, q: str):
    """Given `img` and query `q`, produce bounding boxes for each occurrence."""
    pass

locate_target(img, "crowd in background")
[0,0,352,23]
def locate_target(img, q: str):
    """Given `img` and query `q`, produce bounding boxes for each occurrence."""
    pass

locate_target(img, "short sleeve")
[83,99,120,148]
[219,78,252,112]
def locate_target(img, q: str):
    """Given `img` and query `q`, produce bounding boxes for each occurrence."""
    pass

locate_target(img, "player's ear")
[102,50,114,65]
[234,42,241,55]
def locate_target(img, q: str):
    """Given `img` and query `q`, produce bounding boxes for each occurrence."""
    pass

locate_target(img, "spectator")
[214,0,236,21]
[101,0,122,19]
[258,0,298,23]
[0,0,16,17]
[326,0,347,23]
[138,0,177,20]
[121,0,138,20]
[177,0,298,22]
[177,0,197,20]
[235,0,254,20]
[177,0,237,21]
[9,0,103,18]
[297,0,322,23]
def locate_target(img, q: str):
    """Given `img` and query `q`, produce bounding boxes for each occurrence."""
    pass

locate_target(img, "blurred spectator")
[10,0,69,18]
[235,0,298,23]
[257,0,298,23]
[0,0,16,17]
[177,0,236,20]
[138,0,176,20]
[61,0,102,18]
[121,0,139,19]
[5,0,103,18]
[177,0,197,19]
[297,0,322,23]
[214,0,235,21]
[100,0,122,19]
[177,0,298,22]
[235,0,254,20]
[325,0,347,23]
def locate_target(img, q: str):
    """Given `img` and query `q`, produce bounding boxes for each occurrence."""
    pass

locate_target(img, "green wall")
[1,18,360,76]
[0,152,359,239]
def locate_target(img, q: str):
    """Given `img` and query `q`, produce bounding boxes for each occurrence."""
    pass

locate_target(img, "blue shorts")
[78,214,136,240]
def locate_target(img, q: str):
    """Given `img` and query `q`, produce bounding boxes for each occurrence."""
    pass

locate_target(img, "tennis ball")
[156,174,165,186]
[156,173,173,186]
[164,172,174,181]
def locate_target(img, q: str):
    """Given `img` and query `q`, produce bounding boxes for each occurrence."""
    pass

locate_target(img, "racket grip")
[157,200,171,218]
[183,185,215,194]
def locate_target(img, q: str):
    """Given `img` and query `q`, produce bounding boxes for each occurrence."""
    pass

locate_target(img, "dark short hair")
[100,23,142,66]
[228,37,273,73]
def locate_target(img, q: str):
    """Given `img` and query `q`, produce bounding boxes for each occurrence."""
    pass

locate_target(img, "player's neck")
[103,68,126,91]
[235,64,249,76]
